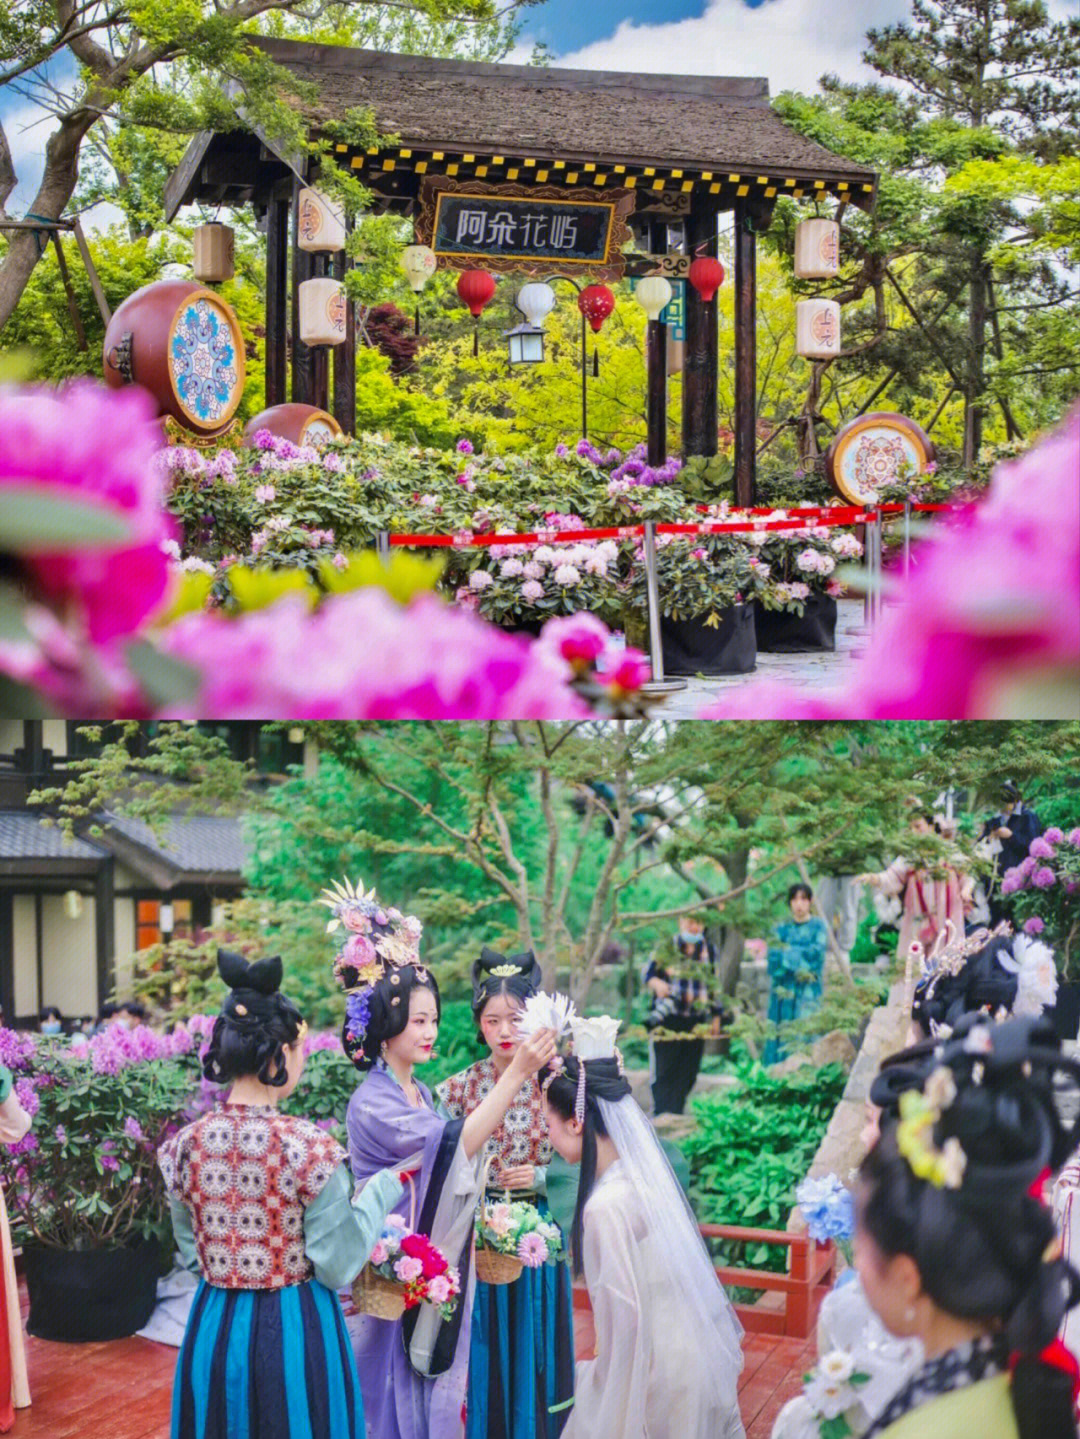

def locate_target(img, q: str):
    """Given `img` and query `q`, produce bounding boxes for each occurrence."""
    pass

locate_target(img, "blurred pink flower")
[1024,917,1046,935]
[542,614,609,671]
[607,649,651,695]
[1029,837,1055,859]
[1032,866,1057,888]
[1043,828,1064,845]
[699,406,1080,718]
[158,591,588,719]
[2,381,176,643]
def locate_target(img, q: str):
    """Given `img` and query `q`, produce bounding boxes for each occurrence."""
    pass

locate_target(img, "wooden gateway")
[164,40,877,503]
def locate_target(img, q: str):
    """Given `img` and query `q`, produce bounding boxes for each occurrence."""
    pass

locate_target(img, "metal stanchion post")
[870,509,883,627]
[641,520,686,697]
[902,498,912,582]
[863,514,873,629]
[377,530,391,565]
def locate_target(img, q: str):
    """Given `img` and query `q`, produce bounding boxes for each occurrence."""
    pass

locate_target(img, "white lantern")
[794,219,840,279]
[400,244,437,292]
[192,223,234,283]
[796,298,841,359]
[299,277,348,347]
[506,323,545,366]
[63,890,83,920]
[297,188,346,252]
[515,282,556,327]
[633,276,673,322]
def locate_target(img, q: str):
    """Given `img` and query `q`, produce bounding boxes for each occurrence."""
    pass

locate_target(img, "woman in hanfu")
[539,1012,745,1439]
[852,1014,1080,1439]
[0,1057,31,1432]
[437,947,574,1439]
[321,881,557,1439]
[858,814,973,968]
[763,883,829,1064]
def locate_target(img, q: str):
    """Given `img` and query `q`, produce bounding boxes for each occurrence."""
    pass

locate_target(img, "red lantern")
[457,269,497,355]
[577,284,615,333]
[688,256,725,303]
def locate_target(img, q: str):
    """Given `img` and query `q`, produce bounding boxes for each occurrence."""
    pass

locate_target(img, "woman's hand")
[495,1164,536,1191]
[646,977,672,999]
[511,1027,557,1078]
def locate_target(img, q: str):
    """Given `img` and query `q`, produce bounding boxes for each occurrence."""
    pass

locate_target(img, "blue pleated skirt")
[171,1278,365,1439]
[466,1246,575,1439]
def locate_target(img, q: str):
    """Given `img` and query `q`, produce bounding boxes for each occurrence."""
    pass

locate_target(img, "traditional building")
[164,43,877,503]
[0,722,307,1025]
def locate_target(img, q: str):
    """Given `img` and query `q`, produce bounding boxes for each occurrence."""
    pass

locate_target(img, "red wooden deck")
[7,1279,810,1438]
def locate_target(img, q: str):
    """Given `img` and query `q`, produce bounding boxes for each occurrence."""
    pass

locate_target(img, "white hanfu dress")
[566,1159,745,1439]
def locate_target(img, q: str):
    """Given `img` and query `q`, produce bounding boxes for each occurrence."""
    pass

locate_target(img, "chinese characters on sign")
[432,192,616,266]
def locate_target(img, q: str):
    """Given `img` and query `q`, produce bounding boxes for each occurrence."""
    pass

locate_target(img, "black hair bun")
[473,946,542,987]
[218,949,283,996]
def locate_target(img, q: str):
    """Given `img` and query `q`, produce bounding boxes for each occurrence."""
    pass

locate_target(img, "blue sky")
[524,0,752,56]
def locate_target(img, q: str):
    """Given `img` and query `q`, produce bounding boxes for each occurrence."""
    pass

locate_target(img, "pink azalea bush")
[700,405,1080,718]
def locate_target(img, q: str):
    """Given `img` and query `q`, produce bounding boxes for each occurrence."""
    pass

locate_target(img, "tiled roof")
[98,813,249,879]
[0,813,106,861]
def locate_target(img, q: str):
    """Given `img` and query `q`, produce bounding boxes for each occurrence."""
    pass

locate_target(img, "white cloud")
[516,0,1079,97]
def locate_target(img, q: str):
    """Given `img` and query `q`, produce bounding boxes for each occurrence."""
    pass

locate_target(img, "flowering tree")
[1001,828,1080,975]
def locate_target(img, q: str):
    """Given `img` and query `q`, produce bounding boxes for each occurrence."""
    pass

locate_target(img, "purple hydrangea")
[1069,828,1080,848]
[123,1116,144,1141]
[1044,827,1064,844]
[345,990,372,1043]
[456,439,474,455]
[14,1078,38,1118]
[1024,917,1046,935]
[1032,866,1057,889]
[1029,836,1055,859]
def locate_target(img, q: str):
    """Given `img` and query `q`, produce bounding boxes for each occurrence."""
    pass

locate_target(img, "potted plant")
[626,534,758,675]
[1000,826,1080,1040]
[752,523,860,652]
[0,1022,199,1342]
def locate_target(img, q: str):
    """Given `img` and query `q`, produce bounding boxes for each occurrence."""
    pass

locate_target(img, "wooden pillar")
[332,223,356,436]
[290,184,315,406]
[264,184,290,408]
[681,197,719,459]
[646,320,668,465]
[94,857,115,1012]
[310,250,330,414]
[733,198,757,508]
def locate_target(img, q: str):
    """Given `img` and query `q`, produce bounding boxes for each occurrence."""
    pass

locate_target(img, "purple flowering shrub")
[999,827,1080,976]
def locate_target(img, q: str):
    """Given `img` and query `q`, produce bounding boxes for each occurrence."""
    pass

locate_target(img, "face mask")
[678,932,703,948]
[41,1022,61,1035]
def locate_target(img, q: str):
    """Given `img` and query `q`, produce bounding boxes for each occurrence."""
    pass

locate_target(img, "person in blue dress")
[437,948,575,1439]
[763,884,829,1064]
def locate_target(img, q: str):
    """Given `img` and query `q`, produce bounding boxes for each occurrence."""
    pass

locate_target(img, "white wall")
[0,721,22,755]
[113,897,136,997]
[12,897,37,1016]
[41,895,97,1016]
[41,721,68,756]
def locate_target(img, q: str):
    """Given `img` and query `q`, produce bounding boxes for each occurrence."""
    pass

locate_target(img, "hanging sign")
[418,178,634,282]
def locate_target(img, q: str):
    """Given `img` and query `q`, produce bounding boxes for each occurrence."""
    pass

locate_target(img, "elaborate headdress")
[471,946,542,1007]
[318,877,425,1051]
[909,920,1058,1038]
[518,994,626,1123]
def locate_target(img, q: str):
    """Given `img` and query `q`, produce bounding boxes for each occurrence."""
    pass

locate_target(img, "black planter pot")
[24,1237,161,1342]
[660,604,757,676]
[754,593,837,653]
[1051,981,1080,1043]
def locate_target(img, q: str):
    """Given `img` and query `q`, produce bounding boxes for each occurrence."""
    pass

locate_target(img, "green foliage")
[684,1063,848,1273]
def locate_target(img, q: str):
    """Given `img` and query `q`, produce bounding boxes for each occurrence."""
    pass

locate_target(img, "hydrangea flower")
[1029,837,1055,859]
[796,1174,855,1242]
[468,571,493,591]
[553,565,581,586]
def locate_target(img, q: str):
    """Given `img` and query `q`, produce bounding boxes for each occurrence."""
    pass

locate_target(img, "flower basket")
[353,1262,408,1319]
[474,1247,524,1286]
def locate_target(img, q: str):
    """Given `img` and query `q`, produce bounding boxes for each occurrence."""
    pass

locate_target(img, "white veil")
[596,1092,745,1416]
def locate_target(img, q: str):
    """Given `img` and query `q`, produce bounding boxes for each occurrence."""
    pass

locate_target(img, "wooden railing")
[572,1224,835,1343]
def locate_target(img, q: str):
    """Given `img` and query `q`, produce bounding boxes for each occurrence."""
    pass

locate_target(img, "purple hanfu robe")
[347,1061,484,1439]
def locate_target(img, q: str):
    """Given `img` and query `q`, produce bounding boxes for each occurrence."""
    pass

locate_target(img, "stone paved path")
[654,598,866,718]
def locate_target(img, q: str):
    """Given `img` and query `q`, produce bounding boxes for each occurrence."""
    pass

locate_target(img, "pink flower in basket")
[394,1256,424,1283]
[427,1274,452,1305]
[487,1203,513,1237]
[517,1233,549,1268]
[370,1240,388,1266]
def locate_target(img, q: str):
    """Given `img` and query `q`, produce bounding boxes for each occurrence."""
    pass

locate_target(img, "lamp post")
[505,274,594,441]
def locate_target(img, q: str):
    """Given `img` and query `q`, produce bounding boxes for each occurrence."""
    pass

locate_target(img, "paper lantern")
[400,245,437,292]
[633,276,672,322]
[688,255,725,303]
[299,277,348,347]
[577,284,615,334]
[515,282,556,327]
[297,188,346,253]
[457,269,497,355]
[244,403,343,448]
[796,298,841,359]
[794,219,840,279]
[103,280,245,437]
[192,223,234,283]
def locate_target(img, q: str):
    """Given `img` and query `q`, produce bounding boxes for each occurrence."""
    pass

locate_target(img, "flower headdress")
[318,877,425,1050]
[895,1065,966,1190]
[907,919,1012,1020]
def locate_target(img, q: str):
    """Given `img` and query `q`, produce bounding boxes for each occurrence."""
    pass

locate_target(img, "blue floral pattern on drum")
[169,298,239,423]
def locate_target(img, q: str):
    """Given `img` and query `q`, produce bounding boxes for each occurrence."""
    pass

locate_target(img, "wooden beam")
[291,183,315,406]
[311,253,329,413]
[733,197,757,507]
[681,195,719,459]
[265,188,289,407]
[332,228,356,436]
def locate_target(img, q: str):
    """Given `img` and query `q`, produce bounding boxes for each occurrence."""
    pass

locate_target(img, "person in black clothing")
[642,918,730,1116]
[981,781,1043,922]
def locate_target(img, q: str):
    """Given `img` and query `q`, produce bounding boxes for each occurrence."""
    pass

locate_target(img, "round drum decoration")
[102,279,245,437]
[243,404,343,448]
[825,411,937,505]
